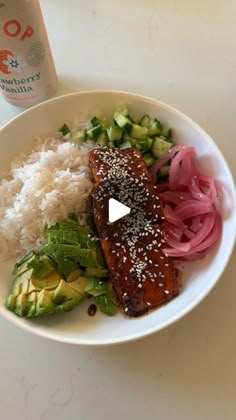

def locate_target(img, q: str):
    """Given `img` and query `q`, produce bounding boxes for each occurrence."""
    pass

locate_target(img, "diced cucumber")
[147,137,153,149]
[108,141,116,148]
[122,133,136,146]
[162,127,172,139]
[113,113,132,132]
[107,125,123,142]
[143,153,156,168]
[87,125,102,139]
[96,131,108,146]
[139,114,151,127]
[133,139,150,153]
[91,116,100,127]
[123,133,133,142]
[130,124,148,139]
[72,129,87,143]
[115,105,129,117]
[148,118,163,136]
[100,117,110,130]
[159,165,170,179]
[151,137,173,158]
[119,140,132,149]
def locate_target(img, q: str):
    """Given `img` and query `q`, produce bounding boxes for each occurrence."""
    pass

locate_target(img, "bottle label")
[0,2,57,106]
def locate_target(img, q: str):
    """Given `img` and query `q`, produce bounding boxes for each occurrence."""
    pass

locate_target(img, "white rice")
[0,136,95,261]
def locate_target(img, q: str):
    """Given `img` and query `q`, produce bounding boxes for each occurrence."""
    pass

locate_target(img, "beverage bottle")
[0,0,57,107]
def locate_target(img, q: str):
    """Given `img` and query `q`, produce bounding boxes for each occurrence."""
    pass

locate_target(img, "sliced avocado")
[27,279,41,294]
[31,271,61,290]
[57,257,79,276]
[15,294,27,317]
[46,228,79,245]
[12,251,36,276]
[53,279,82,305]
[36,290,54,312]
[21,278,30,295]
[66,269,83,283]
[43,243,82,275]
[84,267,108,278]
[43,243,82,259]
[45,220,98,251]
[26,291,38,317]
[69,276,87,294]
[96,245,106,268]
[28,254,55,279]
[55,295,85,313]
[5,294,16,311]
[95,282,119,316]
[78,249,100,268]
[84,277,106,297]
[28,273,61,293]
[6,217,110,319]
[11,268,33,296]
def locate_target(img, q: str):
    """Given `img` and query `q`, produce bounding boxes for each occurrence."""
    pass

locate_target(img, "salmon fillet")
[89,147,178,317]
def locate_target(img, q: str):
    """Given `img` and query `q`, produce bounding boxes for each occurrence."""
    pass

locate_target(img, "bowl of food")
[0,90,235,345]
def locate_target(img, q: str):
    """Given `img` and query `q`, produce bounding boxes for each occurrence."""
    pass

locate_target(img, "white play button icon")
[108,198,131,223]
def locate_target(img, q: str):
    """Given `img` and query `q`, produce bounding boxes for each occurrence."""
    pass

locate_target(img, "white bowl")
[0,91,235,345]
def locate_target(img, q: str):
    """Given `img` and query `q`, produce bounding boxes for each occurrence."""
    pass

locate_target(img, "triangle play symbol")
[108,198,131,223]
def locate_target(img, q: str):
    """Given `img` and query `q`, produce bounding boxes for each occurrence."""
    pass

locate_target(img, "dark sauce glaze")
[87,304,97,316]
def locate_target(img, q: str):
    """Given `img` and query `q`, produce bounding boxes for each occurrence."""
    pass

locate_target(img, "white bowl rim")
[0,89,235,346]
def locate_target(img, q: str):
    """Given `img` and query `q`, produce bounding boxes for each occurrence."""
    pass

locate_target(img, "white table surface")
[0,1,236,419]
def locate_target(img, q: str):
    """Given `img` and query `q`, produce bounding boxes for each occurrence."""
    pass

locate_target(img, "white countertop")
[0,1,236,419]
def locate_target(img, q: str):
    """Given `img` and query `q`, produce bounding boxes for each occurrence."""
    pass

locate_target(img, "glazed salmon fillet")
[89,147,178,317]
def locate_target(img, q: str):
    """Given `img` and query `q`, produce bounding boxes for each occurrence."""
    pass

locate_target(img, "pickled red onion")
[163,213,222,257]
[150,145,222,260]
[149,145,187,181]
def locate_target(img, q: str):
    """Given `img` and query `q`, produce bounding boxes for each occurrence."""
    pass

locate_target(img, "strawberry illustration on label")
[0,50,14,74]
